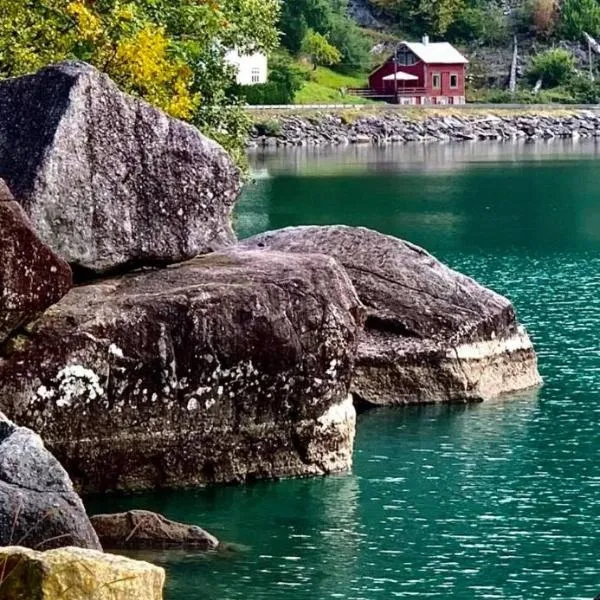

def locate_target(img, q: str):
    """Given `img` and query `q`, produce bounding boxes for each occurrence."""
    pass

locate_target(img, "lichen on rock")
[0,249,364,492]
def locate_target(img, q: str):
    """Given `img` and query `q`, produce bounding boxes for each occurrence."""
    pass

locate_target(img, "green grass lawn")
[294,66,372,105]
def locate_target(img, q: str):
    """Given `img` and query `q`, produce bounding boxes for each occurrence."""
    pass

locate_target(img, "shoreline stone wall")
[249,111,600,148]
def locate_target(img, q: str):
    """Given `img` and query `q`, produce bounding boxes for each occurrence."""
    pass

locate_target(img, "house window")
[432,73,441,89]
[450,74,458,89]
[396,47,417,66]
[251,68,261,83]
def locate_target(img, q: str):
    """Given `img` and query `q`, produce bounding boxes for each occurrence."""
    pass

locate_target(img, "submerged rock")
[0,546,164,600]
[0,61,241,274]
[0,250,362,492]
[240,226,542,405]
[90,510,219,551]
[0,413,101,550]
[0,180,71,344]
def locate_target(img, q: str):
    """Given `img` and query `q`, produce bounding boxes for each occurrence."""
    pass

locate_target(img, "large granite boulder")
[0,61,241,274]
[90,510,219,551]
[0,414,100,550]
[0,546,164,600]
[0,250,363,492]
[0,180,71,344]
[239,226,542,405]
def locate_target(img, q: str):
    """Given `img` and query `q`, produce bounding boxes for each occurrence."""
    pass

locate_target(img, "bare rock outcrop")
[90,510,219,551]
[0,250,363,492]
[0,413,101,550]
[0,180,71,344]
[239,226,542,405]
[0,61,241,274]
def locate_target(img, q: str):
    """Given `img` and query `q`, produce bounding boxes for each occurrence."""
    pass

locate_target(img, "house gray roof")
[402,41,469,64]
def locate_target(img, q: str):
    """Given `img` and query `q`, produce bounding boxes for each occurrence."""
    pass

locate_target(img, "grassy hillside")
[294,66,372,104]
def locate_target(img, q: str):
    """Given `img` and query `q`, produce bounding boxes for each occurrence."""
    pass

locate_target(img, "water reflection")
[248,139,600,177]
[240,142,600,256]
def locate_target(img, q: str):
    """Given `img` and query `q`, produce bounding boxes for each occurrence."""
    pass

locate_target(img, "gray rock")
[0,250,363,492]
[239,226,542,405]
[0,181,72,343]
[0,413,101,550]
[0,61,241,274]
[90,510,219,551]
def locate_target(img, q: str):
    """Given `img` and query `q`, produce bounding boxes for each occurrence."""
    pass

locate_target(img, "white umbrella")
[382,72,418,81]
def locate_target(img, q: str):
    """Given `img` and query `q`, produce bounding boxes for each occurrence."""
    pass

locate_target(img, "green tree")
[278,0,370,74]
[372,0,465,36]
[328,12,372,72]
[302,29,343,69]
[279,0,334,53]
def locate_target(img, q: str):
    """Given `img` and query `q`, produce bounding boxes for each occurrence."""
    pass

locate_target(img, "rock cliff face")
[0,414,100,550]
[0,546,165,600]
[240,226,542,404]
[0,61,241,274]
[0,180,71,344]
[0,250,363,492]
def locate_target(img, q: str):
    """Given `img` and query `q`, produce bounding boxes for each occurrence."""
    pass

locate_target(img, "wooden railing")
[347,87,428,98]
[347,88,393,98]
[396,87,427,96]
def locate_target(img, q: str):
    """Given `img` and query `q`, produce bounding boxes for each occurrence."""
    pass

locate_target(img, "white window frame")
[251,68,261,84]
[432,73,441,90]
[450,74,458,89]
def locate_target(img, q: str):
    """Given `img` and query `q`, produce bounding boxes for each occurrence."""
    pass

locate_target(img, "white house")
[225,49,268,86]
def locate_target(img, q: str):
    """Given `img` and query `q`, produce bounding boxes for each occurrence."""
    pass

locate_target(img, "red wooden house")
[368,37,468,105]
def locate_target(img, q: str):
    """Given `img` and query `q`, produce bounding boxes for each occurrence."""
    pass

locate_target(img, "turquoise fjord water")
[88,142,600,599]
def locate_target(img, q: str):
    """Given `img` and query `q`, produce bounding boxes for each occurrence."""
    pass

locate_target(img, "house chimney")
[422,34,429,45]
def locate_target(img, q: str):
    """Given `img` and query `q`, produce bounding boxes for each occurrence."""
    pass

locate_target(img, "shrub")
[559,0,600,39]
[237,54,306,105]
[481,87,576,104]
[567,74,600,102]
[515,0,557,36]
[527,48,576,86]
[255,119,282,136]
[531,0,557,34]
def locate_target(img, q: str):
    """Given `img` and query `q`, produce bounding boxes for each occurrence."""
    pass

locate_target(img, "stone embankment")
[249,111,600,148]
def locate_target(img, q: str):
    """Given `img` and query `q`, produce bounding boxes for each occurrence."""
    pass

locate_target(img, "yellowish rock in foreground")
[0,546,164,600]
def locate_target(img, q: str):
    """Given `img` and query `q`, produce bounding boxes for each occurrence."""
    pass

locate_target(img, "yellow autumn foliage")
[112,26,199,119]
[62,1,198,120]
[66,1,103,42]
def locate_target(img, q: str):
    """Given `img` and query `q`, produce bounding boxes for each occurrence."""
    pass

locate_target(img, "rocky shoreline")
[0,61,543,598]
[249,110,600,148]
